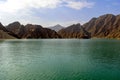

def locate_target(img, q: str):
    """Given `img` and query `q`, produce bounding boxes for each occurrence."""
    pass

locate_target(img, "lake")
[0,39,120,80]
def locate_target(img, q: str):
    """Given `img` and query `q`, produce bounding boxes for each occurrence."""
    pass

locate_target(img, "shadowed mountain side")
[0,23,18,39]
[6,22,61,39]
[6,21,25,38]
[58,23,91,39]
[22,24,61,38]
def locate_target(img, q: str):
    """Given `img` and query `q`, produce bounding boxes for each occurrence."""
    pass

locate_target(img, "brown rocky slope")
[83,14,120,38]
[58,23,91,38]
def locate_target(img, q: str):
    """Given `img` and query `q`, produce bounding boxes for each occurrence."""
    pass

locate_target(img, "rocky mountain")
[0,23,18,39]
[21,24,61,38]
[1,13,120,39]
[83,14,120,38]
[6,22,61,39]
[48,24,64,32]
[6,21,25,38]
[58,23,91,38]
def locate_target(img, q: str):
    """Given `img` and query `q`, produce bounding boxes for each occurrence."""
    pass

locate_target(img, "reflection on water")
[0,39,120,80]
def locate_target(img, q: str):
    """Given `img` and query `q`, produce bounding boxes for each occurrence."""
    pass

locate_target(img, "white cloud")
[0,0,95,26]
[0,0,62,13]
[66,1,94,10]
[0,0,95,13]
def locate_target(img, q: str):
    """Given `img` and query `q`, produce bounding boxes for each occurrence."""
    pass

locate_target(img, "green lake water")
[0,39,120,80]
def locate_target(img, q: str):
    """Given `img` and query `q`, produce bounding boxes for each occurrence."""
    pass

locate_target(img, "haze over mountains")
[48,24,64,32]
[0,14,120,39]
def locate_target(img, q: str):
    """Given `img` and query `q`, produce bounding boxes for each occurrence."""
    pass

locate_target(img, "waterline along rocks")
[0,14,120,39]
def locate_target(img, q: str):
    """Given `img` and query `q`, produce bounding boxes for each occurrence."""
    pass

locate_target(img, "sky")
[0,0,120,27]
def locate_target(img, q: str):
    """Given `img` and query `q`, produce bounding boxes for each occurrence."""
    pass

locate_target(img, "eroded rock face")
[58,23,91,39]
[6,22,61,39]
[83,14,120,38]
[0,23,17,39]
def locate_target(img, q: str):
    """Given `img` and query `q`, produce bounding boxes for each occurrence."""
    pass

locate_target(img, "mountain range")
[6,22,61,39]
[0,14,120,39]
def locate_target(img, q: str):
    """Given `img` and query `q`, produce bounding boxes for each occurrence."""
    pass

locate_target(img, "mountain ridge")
[83,14,120,38]
[0,13,120,39]
[58,23,91,38]
[6,22,61,39]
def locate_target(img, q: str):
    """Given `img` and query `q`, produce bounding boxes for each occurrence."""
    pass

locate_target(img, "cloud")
[0,0,94,13]
[0,0,62,13]
[0,0,95,26]
[66,1,95,10]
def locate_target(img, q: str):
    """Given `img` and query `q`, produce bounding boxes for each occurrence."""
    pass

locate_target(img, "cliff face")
[0,23,17,39]
[58,23,91,39]
[83,14,120,38]
[6,22,61,39]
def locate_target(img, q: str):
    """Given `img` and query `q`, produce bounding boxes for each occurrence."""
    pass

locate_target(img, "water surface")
[0,39,120,80]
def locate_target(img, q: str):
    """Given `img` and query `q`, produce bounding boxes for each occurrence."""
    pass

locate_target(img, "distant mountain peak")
[48,24,64,32]
[55,24,62,26]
